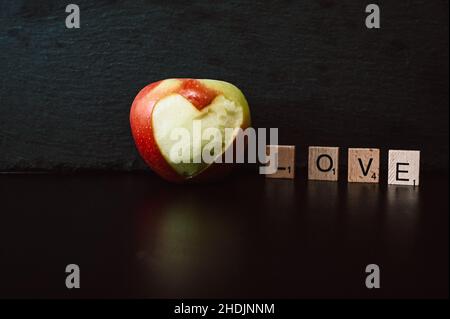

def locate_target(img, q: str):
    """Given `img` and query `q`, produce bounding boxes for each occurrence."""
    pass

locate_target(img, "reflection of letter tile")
[308,146,339,181]
[388,150,420,186]
[265,145,295,179]
[348,148,380,183]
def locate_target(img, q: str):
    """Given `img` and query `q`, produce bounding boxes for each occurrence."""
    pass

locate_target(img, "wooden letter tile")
[347,148,380,183]
[308,146,339,181]
[388,150,420,186]
[265,145,295,179]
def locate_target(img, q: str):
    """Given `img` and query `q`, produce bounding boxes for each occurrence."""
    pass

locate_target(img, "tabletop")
[0,169,447,298]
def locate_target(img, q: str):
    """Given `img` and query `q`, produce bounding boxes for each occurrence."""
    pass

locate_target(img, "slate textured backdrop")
[0,0,448,172]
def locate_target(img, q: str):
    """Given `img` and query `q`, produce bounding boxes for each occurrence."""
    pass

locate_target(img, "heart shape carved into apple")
[130,79,251,182]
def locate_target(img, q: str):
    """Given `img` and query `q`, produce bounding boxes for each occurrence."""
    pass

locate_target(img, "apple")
[130,78,251,182]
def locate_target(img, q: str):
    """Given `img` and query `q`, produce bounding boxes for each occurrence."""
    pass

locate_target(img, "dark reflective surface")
[0,170,448,298]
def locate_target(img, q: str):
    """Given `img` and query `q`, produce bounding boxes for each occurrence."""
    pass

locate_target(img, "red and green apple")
[130,79,251,182]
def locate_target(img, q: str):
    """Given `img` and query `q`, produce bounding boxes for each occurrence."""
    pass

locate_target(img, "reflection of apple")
[130,79,251,182]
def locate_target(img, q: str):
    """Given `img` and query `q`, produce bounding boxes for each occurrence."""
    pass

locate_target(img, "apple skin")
[130,78,251,183]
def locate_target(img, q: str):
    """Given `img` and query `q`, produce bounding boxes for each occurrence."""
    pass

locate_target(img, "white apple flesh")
[153,94,244,177]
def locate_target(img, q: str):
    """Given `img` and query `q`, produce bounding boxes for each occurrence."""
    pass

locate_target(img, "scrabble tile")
[347,148,380,183]
[308,146,339,181]
[265,145,295,179]
[388,150,420,186]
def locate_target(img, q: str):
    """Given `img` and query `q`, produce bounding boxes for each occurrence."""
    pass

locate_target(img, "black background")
[0,0,448,172]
